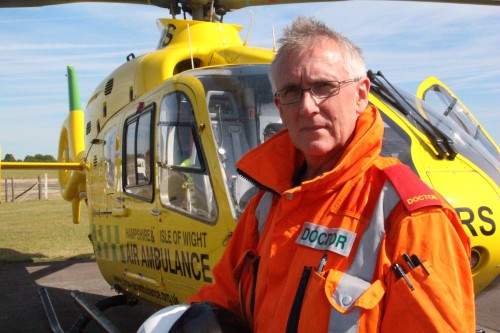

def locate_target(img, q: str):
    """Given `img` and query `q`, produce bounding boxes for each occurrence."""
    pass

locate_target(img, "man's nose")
[299,90,320,114]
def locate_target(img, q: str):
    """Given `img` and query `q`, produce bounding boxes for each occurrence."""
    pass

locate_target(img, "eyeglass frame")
[273,78,361,106]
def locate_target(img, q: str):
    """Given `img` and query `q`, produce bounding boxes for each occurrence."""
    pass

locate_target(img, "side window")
[104,128,117,190]
[123,105,154,202]
[157,91,217,222]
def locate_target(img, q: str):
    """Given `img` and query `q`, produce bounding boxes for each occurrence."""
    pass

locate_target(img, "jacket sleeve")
[186,190,264,318]
[380,203,475,333]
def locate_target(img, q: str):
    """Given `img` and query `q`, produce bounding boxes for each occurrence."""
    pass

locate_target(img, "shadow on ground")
[0,259,156,333]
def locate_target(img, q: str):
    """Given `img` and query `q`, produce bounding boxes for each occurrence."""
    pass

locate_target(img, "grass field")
[0,169,59,179]
[0,198,94,263]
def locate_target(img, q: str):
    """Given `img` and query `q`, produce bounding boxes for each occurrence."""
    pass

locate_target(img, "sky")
[0,1,499,160]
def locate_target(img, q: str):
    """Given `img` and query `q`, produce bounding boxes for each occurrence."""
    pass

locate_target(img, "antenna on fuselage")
[187,23,194,69]
[272,25,277,52]
[243,9,254,46]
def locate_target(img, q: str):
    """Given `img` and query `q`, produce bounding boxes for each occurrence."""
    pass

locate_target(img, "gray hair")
[269,17,366,91]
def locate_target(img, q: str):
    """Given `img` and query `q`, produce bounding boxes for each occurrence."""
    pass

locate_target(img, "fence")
[1,174,60,203]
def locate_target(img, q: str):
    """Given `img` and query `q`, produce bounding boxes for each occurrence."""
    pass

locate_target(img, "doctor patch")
[296,222,356,257]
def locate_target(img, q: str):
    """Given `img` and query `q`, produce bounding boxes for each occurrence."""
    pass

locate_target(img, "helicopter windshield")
[190,65,281,218]
[420,85,499,161]
[370,71,500,187]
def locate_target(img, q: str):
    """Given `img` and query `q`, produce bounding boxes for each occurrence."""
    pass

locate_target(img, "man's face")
[274,38,369,160]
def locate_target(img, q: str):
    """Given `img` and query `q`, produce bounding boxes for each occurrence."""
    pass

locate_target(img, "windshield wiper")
[443,96,458,116]
[368,70,457,160]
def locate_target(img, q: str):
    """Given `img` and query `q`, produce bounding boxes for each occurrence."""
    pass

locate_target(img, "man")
[141,17,475,333]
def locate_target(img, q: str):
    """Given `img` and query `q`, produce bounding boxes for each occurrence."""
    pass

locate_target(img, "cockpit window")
[157,91,218,222]
[187,65,282,218]
[400,88,500,186]
[420,84,499,161]
[379,112,413,168]
[370,71,500,187]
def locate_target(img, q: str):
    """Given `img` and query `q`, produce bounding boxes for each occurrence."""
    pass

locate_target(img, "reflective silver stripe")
[255,191,274,237]
[328,181,400,333]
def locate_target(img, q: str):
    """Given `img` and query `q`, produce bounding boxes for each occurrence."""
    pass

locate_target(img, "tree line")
[1,153,56,162]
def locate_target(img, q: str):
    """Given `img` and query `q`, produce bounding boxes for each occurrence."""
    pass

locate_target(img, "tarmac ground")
[0,260,156,333]
[0,259,498,333]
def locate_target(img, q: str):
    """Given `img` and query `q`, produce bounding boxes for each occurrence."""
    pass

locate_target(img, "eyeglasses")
[274,78,360,105]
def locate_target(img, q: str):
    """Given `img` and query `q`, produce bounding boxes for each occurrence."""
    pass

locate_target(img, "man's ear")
[274,98,280,108]
[356,77,371,114]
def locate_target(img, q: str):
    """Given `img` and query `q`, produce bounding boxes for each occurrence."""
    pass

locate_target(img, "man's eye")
[315,82,338,94]
[282,88,300,96]
[317,82,339,90]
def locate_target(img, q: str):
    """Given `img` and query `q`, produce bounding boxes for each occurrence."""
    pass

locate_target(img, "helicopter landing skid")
[38,287,129,333]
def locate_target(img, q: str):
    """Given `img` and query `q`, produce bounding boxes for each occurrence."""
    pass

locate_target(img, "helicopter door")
[155,87,224,301]
[119,104,160,289]
[416,76,500,161]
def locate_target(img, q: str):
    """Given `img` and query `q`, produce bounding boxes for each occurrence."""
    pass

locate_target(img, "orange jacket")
[188,106,475,332]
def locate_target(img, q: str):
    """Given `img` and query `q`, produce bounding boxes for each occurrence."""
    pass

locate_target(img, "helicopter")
[0,0,499,331]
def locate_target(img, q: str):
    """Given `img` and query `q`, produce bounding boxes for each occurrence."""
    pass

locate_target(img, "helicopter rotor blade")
[0,0,171,8]
[1,0,499,9]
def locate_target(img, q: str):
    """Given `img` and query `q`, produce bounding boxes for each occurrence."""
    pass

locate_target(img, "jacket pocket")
[233,250,260,327]
[326,270,386,313]
[295,269,386,333]
[381,261,465,332]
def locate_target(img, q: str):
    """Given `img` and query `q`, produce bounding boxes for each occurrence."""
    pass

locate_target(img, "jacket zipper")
[236,167,280,196]
[286,266,312,333]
